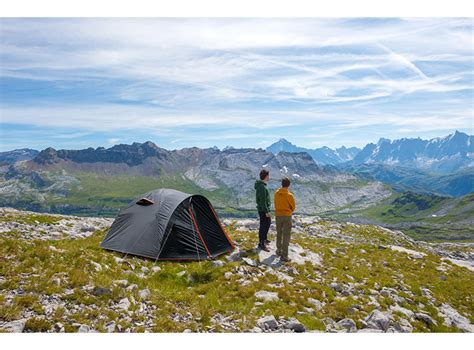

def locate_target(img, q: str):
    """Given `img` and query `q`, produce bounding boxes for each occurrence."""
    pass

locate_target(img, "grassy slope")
[336,192,474,242]
[1,212,473,332]
[44,173,235,216]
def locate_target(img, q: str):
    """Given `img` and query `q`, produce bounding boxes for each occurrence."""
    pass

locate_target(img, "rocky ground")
[0,207,473,333]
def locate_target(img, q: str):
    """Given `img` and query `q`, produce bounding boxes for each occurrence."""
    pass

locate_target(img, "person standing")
[255,169,271,251]
[274,176,296,262]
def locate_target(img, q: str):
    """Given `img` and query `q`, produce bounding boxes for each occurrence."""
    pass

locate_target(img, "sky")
[0,17,473,152]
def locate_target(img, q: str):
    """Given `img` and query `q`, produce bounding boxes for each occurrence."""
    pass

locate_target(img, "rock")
[380,287,398,297]
[283,318,306,333]
[438,303,474,332]
[330,282,343,293]
[49,245,64,253]
[2,319,26,333]
[151,266,161,273]
[117,297,131,311]
[255,291,279,302]
[114,279,128,286]
[257,315,278,331]
[420,287,433,298]
[54,322,64,332]
[92,286,112,296]
[226,247,241,262]
[307,298,324,310]
[390,245,426,259]
[183,329,192,333]
[444,258,474,272]
[78,324,91,333]
[415,312,437,327]
[105,321,116,333]
[267,270,294,283]
[224,272,233,279]
[389,304,414,318]
[335,318,357,332]
[364,310,391,331]
[393,318,413,333]
[91,261,102,272]
[126,284,138,291]
[242,257,257,267]
[138,289,151,300]
[357,328,383,333]
[141,266,149,273]
[212,260,224,268]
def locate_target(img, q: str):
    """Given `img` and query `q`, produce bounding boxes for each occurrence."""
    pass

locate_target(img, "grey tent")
[100,189,235,260]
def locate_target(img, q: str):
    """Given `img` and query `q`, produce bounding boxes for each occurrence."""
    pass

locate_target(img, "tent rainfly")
[100,189,235,260]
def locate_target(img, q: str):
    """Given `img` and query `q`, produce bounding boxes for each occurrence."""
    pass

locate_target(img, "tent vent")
[136,198,154,206]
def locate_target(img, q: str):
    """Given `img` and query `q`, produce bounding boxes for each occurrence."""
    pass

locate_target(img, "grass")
[0,212,473,332]
[8,172,235,217]
[328,191,474,242]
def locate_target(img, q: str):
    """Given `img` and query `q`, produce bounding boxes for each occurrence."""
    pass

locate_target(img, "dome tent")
[100,189,235,260]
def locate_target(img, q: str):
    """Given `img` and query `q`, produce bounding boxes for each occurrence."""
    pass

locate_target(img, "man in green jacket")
[255,169,271,251]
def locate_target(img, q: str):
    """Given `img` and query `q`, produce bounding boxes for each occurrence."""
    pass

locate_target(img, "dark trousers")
[258,211,271,247]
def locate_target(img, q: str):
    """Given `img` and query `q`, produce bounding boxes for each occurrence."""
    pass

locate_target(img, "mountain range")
[266,131,473,173]
[0,131,472,241]
[0,142,390,216]
[266,138,360,165]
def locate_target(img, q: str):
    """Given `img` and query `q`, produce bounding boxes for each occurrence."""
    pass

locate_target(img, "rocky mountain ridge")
[1,143,391,214]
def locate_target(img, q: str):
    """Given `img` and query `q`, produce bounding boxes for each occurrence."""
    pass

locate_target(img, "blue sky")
[0,18,473,151]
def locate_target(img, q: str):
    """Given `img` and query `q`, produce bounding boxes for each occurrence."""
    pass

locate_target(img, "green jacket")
[255,180,271,213]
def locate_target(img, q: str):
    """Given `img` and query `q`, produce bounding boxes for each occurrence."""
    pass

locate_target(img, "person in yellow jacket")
[274,176,296,262]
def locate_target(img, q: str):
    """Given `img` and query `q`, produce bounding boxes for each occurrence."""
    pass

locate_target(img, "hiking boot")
[258,245,270,252]
[265,239,271,244]
[280,256,291,262]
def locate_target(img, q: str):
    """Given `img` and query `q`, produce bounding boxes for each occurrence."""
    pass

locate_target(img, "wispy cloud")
[0,18,472,150]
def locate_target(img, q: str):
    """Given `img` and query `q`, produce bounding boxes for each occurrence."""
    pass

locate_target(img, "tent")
[100,189,235,260]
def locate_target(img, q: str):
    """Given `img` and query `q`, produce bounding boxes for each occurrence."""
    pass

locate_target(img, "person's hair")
[282,177,291,188]
[259,169,269,180]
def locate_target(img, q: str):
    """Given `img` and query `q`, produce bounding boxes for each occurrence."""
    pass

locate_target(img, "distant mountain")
[0,148,39,165]
[337,163,474,197]
[266,138,360,165]
[0,141,391,216]
[352,131,474,173]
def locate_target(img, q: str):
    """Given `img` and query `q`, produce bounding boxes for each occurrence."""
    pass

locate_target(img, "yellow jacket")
[274,187,296,216]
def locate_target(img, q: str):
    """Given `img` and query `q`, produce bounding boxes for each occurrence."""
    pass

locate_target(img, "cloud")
[0,18,472,150]
[107,138,121,144]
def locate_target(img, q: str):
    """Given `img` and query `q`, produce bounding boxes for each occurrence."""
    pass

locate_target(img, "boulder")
[2,319,26,333]
[257,315,278,331]
[364,309,391,331]
[255,291,279,302]
[415,312,437,327]
[105,321,116,333]
[117,297,131,311]
[78,324,91,333]
[335,318,357,332]
[307,298,324,310]
[212,260,224,268]
[283,318,306,333]
[389,304,414,318]
[438,304,474,332]
[392,318,413,333]
[242,257,257,267]
[138,289,151,300]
